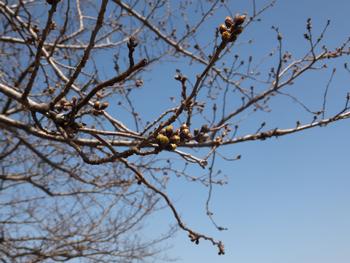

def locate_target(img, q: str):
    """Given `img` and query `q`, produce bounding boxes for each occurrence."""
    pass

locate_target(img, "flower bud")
[180,123,188,131]
[100,102,109,110]
[219,24,227,34]
[156,134,169,146]
[94,101,101,109]
[165,125,173,136]
[224,16,234,27]
[221,31,231,41]
[234,14,246,26]
[168,143,177,151]
[170,135,181,145]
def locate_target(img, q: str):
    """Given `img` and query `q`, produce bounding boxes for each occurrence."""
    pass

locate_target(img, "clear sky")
[133,1,350,262]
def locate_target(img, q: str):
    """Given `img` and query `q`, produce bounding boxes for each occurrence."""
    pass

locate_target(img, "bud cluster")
[92,101,109,115]
[155,123,215,150]
[156,125,182,151]
[219,14,246,42]
[55,97,76,112]
[193,124,210,143]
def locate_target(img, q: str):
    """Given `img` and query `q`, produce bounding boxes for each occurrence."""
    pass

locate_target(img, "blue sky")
[131,1,350,262]
[163,121,350,263]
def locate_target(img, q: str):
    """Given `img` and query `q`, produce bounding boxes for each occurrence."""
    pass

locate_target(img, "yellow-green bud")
[156,134,169,146]
[168,143,177,151]
[221,31,231,41]
[219,24,227,34]
[165,125,173,136]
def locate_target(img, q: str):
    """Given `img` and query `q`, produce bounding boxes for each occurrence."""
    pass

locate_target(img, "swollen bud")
[170,135,181,145]
[100,102,109,110]
[180,123,188,131]
[156,134,169,146]
[94,101,101,109]
[221,31,231,42]
[234,14,246,26]
[224,16,234,27]
[168,143,177,151]
[165,125,174,136]
[219,24,228,34]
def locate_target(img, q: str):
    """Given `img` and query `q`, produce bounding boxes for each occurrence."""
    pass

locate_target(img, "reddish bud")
[234,14,246,26]
[224,16,234,27]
